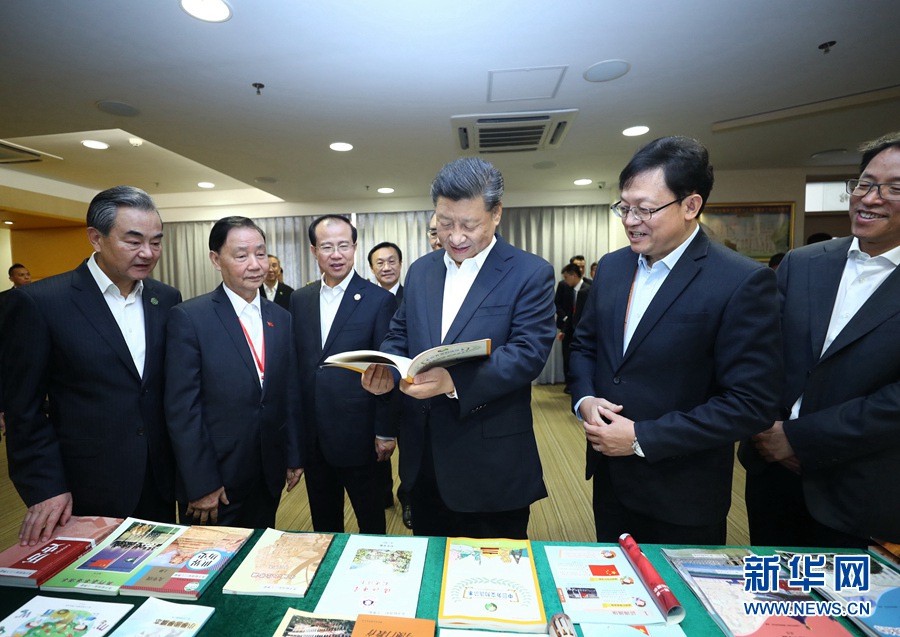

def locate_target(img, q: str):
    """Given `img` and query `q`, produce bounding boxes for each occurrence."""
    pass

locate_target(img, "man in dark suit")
[555,262,590,392]
[743,131,900,547]
[2,186,181,546]
[291,215,397,534]
[260,254,294,309]
[569,136,781,545]
[165,217,303,528]
[363,157,556,539]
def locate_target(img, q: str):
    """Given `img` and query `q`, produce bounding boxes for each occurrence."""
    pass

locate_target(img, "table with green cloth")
[0,533,865,636]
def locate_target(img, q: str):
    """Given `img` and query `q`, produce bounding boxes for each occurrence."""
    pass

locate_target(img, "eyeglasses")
[374,257,398,268]
[317,242,355,255]
[611,197,684,221]
[846,179,900,201]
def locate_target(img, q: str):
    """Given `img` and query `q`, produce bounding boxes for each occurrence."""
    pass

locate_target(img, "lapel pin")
[267,321,274,327]
[150,297,159,305]
[354,293,361,301]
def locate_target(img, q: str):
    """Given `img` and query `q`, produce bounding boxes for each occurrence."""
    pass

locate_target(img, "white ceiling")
[1,0,899,219]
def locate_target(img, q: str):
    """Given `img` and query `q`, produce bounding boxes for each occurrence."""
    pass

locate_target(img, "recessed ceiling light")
[622,126,649,137]
[330,142,353,152]
[81,140,109,150]
[3,220,13,225]
[95,100,140,117]
[583,59,631,83]
[197,182,215,189]
[180,0,232,22]
[573,179,593,186]
[377,187,395,194]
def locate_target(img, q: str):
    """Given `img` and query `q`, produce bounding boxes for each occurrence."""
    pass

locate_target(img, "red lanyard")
[239,319,265,379]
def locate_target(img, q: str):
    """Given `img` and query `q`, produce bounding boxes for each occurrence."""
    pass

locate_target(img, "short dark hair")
[8,263,26,276]
[570,255,585,263]
[430,157,503,210]
[209,216,266,253]
[561,263,582,277]
[308,215,357,246]
[859,131,900,173]
[767,252,785,269]
[619,136,714,214]
[86,186,159,235]
[367,242,402,266]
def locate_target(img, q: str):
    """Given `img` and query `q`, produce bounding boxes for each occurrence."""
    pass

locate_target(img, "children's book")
[119,524,253,600]
[108,597,214,636]
[222,528,334,597]
[271,609,356,637]
[41,518,188,595]
[0,594,133,637]
[0,516,122,588]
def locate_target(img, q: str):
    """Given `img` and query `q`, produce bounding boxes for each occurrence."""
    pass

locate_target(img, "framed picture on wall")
[700,202,794,261]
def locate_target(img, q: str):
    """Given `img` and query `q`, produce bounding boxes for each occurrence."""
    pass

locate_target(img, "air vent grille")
[451,109,578,153]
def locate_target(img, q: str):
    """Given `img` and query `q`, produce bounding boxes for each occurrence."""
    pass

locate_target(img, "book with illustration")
[108,597,214,636]
[119,524,253,600]
[0,594,133,637]
[324,338,491,382]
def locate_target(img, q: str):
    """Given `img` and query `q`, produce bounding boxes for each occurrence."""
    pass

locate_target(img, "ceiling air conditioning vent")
[0,140,44,164]
[452,109,578,153]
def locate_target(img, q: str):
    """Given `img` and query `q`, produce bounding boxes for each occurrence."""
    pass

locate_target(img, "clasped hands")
[361,364,455,400]
[752,420,801,473]
[578,397,637,457]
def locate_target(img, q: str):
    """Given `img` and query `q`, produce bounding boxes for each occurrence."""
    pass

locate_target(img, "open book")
[324,338,491,383]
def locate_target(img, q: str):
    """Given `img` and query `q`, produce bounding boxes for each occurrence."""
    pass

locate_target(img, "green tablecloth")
[0,533,864,636]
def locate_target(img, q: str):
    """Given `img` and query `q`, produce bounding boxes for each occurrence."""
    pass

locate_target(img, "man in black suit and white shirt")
[2,186,181,546]
[260,254,294,309]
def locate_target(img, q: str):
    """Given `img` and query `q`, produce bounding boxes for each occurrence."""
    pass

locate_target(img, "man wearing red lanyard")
[164,216,303,528]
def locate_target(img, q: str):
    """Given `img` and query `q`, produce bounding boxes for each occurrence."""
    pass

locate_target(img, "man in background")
[363,157,556,539]
[556,262,590,393]
[292,215,397,534]
[260,254,294,309]
[165,217,302,527]
[2,186,181,545]
[570,136,781,544]
[743,131,900,547]
[428,213,442,251]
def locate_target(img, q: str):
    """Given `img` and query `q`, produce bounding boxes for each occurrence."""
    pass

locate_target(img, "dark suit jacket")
[381,236,556,512]
[557,280,591,337]
[569,229,782,526]
[291,272,397,468]
[260,282,294,310]
[164,284,301,503]
[741,238,900,540]
[1,261,181,516]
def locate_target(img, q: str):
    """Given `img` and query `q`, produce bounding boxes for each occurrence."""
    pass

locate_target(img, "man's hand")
[557,331,564,342]
[752,421,797,464]
[285,468,304,492]
[400,367,455,400]
[579,397,637,456]
[362,364,396,395]
[375,438,397,462]
[19,492,73,546]
[186,487,229,525]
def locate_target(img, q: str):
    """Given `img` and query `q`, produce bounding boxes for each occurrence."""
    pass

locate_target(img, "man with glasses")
[743,131,900,547]
[291,215,397,534]
[569,136,781,545]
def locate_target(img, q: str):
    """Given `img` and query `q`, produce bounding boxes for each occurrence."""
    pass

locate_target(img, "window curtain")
[154,204,609,383]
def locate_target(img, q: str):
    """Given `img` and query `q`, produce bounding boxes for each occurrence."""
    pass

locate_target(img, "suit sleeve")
[449,260,557,416]
[164,305,224,501]
[1,290,69,505]
[373,292,399,438]
[284,314,305,468]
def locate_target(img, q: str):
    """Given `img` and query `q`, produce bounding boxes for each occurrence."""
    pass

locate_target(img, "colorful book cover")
[438,537,547,633]
[119,525,253,600]
[108,597,214,636]
[351,614,435,637]
[314,534,428,618]
[272,609,356,637]
[0,594,133,637]
[41,518,188,595]
[223,528,334,597]
[0,516,122,588]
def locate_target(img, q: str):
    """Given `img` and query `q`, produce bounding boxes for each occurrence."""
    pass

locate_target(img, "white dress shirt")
[320,270,354,348]
[87,254,147,378]
[263,281,279,300]
[441,236,497,341]
[222,284,265,386]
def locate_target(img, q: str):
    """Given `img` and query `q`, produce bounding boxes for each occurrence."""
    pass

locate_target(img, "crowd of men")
[1,132,898,550]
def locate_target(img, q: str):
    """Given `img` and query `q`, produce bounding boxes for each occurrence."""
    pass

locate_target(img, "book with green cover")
[0,594,133,637]
[41,518,188,596]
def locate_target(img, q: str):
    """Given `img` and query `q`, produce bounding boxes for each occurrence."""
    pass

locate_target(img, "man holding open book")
[362,157,556,539]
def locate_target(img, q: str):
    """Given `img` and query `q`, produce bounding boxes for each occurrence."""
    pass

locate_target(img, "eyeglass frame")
[316,241,356,255]
[846,178,900,201]
[611,197,685,222]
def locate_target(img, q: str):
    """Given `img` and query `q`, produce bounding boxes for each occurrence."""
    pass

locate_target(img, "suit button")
[613,376,621,384]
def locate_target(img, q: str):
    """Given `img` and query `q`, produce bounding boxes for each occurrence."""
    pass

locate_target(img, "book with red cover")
[0,516,122,588]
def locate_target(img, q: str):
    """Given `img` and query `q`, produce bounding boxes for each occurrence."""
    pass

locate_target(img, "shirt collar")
[87,253,143,299]
[443,235,497,272]
[321,269,355,293]
[637,224,700,272]
[847,236,900,266]
[222,282,261,317]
